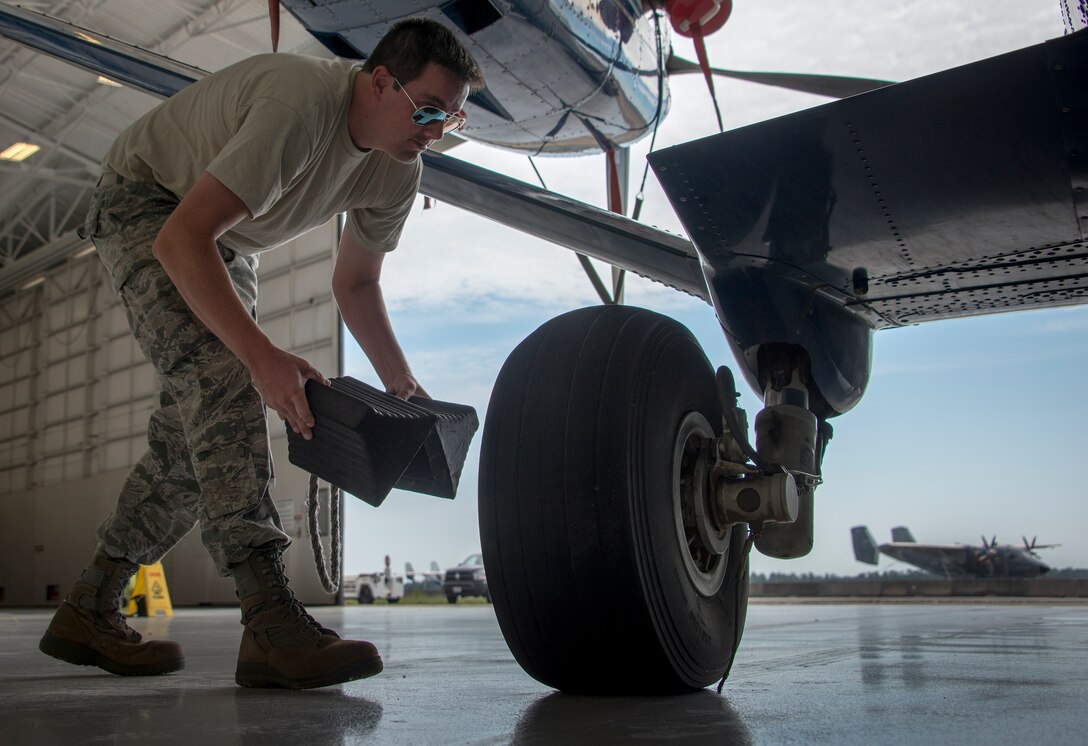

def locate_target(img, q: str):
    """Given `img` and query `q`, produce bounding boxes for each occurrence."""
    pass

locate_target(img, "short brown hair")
[363,18,484,92]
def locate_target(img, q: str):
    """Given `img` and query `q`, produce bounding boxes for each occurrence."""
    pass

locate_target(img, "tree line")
[751,567,1088,582]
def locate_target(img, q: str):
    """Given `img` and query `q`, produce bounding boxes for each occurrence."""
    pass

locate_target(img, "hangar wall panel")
[0,221,341,607]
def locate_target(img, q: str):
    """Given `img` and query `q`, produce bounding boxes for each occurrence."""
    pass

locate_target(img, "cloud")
[1032,307,1088,334]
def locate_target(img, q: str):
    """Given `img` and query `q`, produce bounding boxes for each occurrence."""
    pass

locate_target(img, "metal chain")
[306,473,341,593]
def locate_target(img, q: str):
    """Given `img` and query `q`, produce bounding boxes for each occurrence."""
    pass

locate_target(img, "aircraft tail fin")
[406,562,415,573]
[891,526,916,543]
[430,561,441,572]
[851,526,879,565]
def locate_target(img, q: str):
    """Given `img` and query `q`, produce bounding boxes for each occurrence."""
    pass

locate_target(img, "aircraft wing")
[881,544,973,577]
[652,29,1088,331]
[650,29,1087,415]
[0,2,708,301]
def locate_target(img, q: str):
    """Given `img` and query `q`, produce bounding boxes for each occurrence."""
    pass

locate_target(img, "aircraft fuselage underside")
[651,29,1088,420]
[280,0,667,154]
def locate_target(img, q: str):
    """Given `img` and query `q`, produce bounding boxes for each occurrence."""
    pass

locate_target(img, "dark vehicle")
[443,554,489,604]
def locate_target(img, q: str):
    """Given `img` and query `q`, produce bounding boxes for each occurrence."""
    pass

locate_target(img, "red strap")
[268,0,280,52]
[606,149,623,215]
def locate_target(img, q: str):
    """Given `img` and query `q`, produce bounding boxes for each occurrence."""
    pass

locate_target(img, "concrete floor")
[2,600,1086,745]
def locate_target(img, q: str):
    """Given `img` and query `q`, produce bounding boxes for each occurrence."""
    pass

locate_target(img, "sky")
[336,0,1088,578]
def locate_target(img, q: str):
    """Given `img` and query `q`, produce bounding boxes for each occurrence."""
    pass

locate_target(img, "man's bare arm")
[332,232,426,400]
[152,171,327,438]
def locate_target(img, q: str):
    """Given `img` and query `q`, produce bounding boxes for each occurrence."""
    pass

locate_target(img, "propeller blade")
[666,55,894,99]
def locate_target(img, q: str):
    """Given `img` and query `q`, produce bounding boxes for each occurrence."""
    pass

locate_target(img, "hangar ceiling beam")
[0,109,101,172]
[0,0,253,262]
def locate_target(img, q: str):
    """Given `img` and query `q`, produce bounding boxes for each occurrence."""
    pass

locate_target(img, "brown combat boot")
[39,553,185,676]
[232,544,382,689]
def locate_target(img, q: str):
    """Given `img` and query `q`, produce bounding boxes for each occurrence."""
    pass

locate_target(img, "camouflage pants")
[84,178,289,576]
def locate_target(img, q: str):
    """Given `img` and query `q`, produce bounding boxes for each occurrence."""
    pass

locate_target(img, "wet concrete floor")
[1,600,1086,744]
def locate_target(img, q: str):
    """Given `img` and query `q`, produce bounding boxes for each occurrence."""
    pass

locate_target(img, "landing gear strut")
[749,346,833,559]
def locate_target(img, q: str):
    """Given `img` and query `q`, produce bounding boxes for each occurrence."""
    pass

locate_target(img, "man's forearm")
[337,281,419,396]
[152,235,274,366]
[153,232,328,436]
[148,170,325,438]
[149,170,276,366]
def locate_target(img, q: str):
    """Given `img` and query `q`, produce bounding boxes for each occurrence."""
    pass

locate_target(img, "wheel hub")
[672,411,729,596]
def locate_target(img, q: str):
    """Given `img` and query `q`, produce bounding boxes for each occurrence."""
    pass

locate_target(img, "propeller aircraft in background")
[0,0,1086,696]
[852,526,1057,579]
[403,561,445,593]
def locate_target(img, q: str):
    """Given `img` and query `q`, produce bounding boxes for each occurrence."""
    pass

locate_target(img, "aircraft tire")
[479,306,749,694]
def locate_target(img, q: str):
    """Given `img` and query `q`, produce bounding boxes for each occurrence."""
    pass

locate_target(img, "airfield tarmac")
[2,599,1086,745]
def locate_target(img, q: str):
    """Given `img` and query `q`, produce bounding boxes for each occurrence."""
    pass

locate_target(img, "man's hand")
[246,344,330,439]
[386,372,429,401]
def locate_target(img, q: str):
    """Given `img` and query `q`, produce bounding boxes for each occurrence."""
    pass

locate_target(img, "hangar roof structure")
[0,0,323,294]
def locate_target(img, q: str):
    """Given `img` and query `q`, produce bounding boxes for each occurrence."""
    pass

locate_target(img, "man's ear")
[370,65,395,97]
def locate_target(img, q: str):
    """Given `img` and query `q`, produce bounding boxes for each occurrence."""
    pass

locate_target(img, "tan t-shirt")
[102,53,421,255]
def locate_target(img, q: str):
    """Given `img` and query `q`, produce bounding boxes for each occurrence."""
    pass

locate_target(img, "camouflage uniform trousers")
[84,178,289,576]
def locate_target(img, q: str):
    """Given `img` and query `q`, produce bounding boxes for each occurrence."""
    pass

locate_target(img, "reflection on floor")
[2,601,1086,744]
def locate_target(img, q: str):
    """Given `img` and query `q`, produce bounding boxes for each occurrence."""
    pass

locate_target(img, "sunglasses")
[393,76,466,134]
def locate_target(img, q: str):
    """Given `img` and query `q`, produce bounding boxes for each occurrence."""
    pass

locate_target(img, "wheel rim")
[672,411,730,597]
